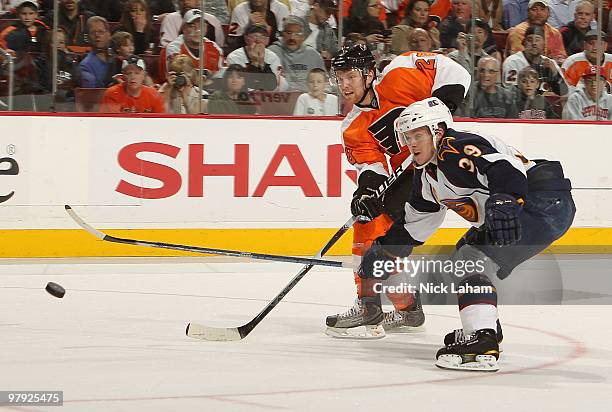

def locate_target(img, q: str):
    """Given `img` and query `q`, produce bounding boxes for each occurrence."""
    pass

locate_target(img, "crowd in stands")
[1,0,612,119]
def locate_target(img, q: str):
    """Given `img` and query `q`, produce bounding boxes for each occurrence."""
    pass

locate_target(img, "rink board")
[0,114,611,257]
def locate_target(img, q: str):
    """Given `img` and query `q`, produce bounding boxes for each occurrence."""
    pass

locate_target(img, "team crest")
[437,136,460,161]
[440,197,479,222]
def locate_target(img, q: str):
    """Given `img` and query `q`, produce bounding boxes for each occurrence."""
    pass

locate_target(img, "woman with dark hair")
[207,64,257,114]
[343,0,387,44]
[117,0,159,54]
[392,0,441,52]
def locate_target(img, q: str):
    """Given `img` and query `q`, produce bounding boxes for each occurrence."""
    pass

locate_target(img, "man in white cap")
[163,8,223,79]
[100,55,165,113]
[506,0,567,63]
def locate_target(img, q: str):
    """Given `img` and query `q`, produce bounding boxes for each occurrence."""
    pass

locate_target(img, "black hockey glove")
[484,193,523,246]
[351,170,387,219]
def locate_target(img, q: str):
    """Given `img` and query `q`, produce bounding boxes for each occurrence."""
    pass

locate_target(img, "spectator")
[228,0,289,51]
[158,54,207,113]
[343,0,386,41]
[439,0,472,49]
[475,0,503,31]
[560,0,595,55]
[448,19,492,76]
[226,23,282,91]
[506,0,567,62]
[392,0,441,50]
[398,0,440,29]
[503,24,566,94]
[0,1,47,54]
[293,68,338,115]
[43,0,94,54]
[562,29,612,88]
[100,55,165,113]
[207,64,257,114]
[117,0,159,55]
[548,0,578,29]
[79,16,112,88]
[562,64,612,119]
[268,15,325,91]
[391,26,438,53]
[164,9,223,77]
[464,56,518,117]
[107,31,149,86]
[503,0,529,29]
[33,28,80,97]
[303,0,339,59]
[159,0,226,47]
[511,66,559,118]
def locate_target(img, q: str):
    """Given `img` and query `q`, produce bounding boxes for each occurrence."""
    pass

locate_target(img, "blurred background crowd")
[1,0,611,119]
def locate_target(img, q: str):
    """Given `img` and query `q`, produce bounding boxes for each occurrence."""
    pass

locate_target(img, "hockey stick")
[186,155,414,341]
[65,205,350,268]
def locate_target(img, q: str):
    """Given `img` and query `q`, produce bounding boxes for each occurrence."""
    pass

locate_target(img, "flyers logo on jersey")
[440,197,479,222]
[368,107,405,155]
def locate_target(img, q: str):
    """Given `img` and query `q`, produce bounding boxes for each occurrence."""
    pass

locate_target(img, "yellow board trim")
[1,228,612,258]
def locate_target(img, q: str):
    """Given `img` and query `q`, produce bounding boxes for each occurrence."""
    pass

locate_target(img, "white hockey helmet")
[394,97,454,148]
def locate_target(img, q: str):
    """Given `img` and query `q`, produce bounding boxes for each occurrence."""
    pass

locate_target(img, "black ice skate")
[381,292,425,333]
[325,296,385,339]
[444,319,504,346]
[436,328,500,371]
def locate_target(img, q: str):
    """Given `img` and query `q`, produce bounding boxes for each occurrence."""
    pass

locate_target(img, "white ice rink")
[1,257,610,411]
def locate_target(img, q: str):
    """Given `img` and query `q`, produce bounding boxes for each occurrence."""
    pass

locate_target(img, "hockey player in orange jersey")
[325,44,471,339]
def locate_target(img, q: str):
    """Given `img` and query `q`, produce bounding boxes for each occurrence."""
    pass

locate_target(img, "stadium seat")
[492,30,508,54]
[251,90,302,115]
[75,87,106,112]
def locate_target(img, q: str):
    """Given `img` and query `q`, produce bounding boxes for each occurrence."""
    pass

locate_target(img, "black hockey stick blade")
[186,216,357,341]
[64,205,348,268]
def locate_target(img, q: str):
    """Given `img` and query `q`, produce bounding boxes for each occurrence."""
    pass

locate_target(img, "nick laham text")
[374,282,493,295]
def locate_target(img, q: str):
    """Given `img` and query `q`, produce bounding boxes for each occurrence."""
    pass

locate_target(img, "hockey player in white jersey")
[356,97,575,371]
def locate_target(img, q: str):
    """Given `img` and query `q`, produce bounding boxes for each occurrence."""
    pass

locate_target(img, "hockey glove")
[351,170,387,219]
[484,193,523,246]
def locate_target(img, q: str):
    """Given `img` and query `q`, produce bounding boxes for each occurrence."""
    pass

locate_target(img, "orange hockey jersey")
[341,51,471,176]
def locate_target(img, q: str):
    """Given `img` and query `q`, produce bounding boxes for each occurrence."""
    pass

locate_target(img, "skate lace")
[338,300,362,319]
[382,311,403,325]
[448,330,475,347]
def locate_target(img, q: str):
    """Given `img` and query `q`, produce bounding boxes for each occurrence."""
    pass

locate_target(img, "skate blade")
[325,324,386,340]
[435,354,500,372]
[383,325,426,334]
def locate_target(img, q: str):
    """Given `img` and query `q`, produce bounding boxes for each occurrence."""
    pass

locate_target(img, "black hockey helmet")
[330,44,376,81]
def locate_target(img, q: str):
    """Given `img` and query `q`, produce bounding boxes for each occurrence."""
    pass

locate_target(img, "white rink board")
[0,115,610,229]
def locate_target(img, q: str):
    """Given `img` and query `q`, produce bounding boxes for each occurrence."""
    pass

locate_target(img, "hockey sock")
[458,274,498,335]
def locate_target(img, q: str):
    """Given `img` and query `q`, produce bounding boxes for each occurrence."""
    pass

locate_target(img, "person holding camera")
[303,0,339,59]
[158,53,207,114]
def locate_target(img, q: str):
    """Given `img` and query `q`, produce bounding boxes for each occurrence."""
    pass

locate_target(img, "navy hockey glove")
[484,193,523,246]
[351,170,387,219]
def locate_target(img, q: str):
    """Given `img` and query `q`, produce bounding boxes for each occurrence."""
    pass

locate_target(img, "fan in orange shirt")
[325,44,471,339]
[100,55,166,113]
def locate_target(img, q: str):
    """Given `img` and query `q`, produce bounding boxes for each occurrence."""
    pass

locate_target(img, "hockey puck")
[45,282,65,298]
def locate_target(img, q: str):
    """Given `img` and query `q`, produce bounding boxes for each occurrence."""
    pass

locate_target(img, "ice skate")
[325,297,385,339]
[443,319,504,352]
[435,328,500,371]
[381,292,425,333]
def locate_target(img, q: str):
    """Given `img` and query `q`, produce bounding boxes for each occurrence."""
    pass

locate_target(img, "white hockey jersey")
[561,87,612,120]
[403,129,534,243]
